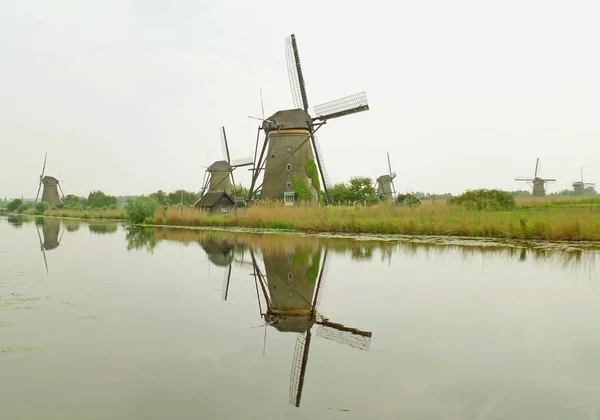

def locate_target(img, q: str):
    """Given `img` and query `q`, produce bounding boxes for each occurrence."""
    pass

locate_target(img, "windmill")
[514,157,556,197]
[375,152,397,202]
[34,217,65,275]
[249,244,373,407]
[198,127,254,200]
[572,166,595,196]
[35,152,65,205]
[248,34,370,205]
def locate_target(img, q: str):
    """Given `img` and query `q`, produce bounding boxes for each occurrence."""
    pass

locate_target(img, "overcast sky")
[1,0,598,198]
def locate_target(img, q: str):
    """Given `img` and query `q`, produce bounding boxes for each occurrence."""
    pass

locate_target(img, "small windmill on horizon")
[514,157,556,197]
[375,152,397,202]
[572,166,595,196]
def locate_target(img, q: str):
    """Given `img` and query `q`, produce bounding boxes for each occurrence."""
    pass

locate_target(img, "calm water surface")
[1,216,600,419]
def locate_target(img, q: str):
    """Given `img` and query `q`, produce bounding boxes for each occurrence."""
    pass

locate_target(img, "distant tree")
[448,189,516,211]
[7,198,23,212]
[35,202,49,214]
[87,190,117,208]
[347,176,379,204]
[149,190,167,206]
[510,190,532,197]
[166,189,200,206]
[584,186,598,195]
[330,182,352,204]
[229,184,249,200]
[63,194,82,208]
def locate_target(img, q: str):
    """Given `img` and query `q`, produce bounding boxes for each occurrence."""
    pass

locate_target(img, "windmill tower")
[35,218,65,275]
[572,166,595,196]
[35,152,65,205]
[514,158,556,197]
[199,126,254,199]
[248,34,370,205]
[375,152,397,202]
[249,243,373,407]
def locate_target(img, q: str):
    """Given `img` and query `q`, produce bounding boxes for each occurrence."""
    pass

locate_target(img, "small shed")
[194,191,235,213]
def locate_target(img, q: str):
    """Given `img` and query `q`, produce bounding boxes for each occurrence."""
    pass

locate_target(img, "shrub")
[35,202,49,215]
[17,202,33,214]
[125,196,160,224]
[7,198,23,212]
[448,189,516,211]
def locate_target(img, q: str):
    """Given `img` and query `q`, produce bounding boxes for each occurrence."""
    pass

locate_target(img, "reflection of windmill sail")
[251,245,373,408]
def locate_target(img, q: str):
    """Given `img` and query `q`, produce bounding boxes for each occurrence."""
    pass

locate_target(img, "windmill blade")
[289,331,312,407]
[315,320,372,351]
[542,178,556,182]
[534,158,540,177]
[515,177,534,181]
[222,263,232,301]
[581,166,584,184]
[35,182,42,204]
[313,91,369,121]
[285,34,309,111]
[58,227,66,245]
[260,87,265,120]
[221,126,231,163]
[41,152,47,179]
[231,156,255,168]
[35,224,49,275]
[387,152,393,176]
[58,183,66,201]
[310,132,332,203]
[391,179,397,195]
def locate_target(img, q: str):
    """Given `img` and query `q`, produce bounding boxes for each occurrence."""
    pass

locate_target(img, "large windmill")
[248,244,372,407]
[199,126,254,199]
[572,166,595,196]
[248,34,370,205]
[35,152,65,205]
[514,157,556,197]
[34,217,65,275]
[375,152,397,202]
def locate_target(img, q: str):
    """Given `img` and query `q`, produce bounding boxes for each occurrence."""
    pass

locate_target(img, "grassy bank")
[152,201,600,241]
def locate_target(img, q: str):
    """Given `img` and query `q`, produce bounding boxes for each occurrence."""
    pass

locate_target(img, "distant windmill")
[199,126,254,198]
[34,218,65,275]
[248,33,370,205]
[572,166,595,196]
[35,152,66,205]
[514,157,556,197]
[249,244,372,408]
[375,152,397,202]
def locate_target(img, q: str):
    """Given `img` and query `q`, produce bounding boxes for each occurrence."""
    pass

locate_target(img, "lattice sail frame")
[316,325,372,351]
[313,91,370,121]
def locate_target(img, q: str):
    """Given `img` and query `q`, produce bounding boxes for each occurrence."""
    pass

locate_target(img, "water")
[1,215,600,419]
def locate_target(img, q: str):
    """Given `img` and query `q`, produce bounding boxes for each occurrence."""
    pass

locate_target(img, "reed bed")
[153,201,600,241]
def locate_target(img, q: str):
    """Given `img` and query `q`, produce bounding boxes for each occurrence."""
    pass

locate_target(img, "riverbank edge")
[5,213,599,251]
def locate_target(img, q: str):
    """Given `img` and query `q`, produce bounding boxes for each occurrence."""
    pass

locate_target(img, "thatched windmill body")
[572,166,595,196]
[199,126,254,198]
[248,244,373,407]
[35,152,65,205]
[375,152,397,202]
[248,34,370,205]
[514,157,555,197]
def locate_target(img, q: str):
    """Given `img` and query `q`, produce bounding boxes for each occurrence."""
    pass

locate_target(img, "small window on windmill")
[286,181,293,190]
[286,146,292,153]
[287,163,292,171]
[288,291,295,298]
[287,255,294,264]
[287,272,294,281]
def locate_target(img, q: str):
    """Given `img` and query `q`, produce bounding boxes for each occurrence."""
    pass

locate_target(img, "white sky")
[1,0,598,198]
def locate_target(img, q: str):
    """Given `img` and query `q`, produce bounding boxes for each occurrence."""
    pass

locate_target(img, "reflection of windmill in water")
[34,218,65,274]
[249,244,373,407]
[199,237,252,301]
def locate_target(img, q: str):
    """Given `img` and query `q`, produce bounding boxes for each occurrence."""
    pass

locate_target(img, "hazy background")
[1,0,598,198]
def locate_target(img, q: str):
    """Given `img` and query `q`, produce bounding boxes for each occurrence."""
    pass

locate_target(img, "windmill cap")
[208,160,232,171]
[41,176,59,184]
[266,109,312,130]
